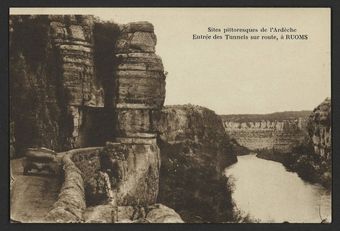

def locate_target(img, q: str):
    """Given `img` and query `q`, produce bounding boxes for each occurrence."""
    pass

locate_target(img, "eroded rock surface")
[156,105,237,222]
[10,15,105,155]
[252,99,332,188]
[307,98,331,160]
[84,203,183,223]
[10,16,238,224]
[223,117,309,153]
[113,21,166,137]
[101,140,161,206]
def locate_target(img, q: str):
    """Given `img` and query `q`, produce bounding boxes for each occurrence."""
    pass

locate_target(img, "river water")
[225,154,331,223]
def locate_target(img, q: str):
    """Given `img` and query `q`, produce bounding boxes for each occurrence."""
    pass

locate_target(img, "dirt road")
[10,158,61,223]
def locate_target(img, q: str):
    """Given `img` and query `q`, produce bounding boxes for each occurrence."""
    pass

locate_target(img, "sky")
[10,8,331,114]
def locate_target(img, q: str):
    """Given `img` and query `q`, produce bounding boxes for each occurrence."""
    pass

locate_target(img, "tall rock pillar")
[101,22,166,206]
[113,21,166,138]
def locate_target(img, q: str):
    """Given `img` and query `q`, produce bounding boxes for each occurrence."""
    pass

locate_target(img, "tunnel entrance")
[79,107,115,147]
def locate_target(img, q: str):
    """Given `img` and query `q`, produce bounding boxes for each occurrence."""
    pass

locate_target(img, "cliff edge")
[155,105,237,222]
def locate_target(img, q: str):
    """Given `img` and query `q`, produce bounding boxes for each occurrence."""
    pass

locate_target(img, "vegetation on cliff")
[257,98,331,189]
[156,105,237,222]
[11,16,252,223]
[10,16,63,155]
[221,110,311,123]
[229,138,251,155]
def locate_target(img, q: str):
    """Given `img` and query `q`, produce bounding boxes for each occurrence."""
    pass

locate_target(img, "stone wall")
[45,147,182,223]
[45,153,86,222]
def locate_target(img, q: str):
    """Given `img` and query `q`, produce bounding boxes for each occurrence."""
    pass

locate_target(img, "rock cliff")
[292,98,332,188]
[10,15,238,223]
[222,112,310,154]
[307,98,331,161]
[156,105,237,222]
[10,15,179,223]
[250,99,331,188]
[10,15,106,155]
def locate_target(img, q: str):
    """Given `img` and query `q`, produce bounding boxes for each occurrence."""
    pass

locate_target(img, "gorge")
[222,99,332,222]
[9,14,332,224]
[222,98,332,188]
[222,111,311,153]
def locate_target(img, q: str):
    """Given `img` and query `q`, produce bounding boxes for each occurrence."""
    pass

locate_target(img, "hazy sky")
[11,8,331,114]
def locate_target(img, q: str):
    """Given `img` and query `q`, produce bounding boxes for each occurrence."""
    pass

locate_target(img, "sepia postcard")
[9,7,331,224]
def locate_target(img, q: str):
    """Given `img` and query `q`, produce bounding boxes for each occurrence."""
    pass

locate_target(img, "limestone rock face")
[253,100,332,188]
[10,18,164,155]
[223,116,309,153]
[101,140,160,206]
[49,15,104,149]
[156,105,236,222]
[49,15,103,108]
[157,105,237,171]
[114,21,166,137]
[289,99,332,188]
[10,16,64,154]
[116,22,156,53]
[116,109,152,135]
[307,98,331,160]
[10,15,105,155]
[11,16,239,223]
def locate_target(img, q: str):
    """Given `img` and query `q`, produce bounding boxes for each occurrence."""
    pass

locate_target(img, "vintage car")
[22,147,60,175]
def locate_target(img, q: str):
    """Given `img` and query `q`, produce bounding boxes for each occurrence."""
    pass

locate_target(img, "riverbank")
[256,150,331,189]
[225,154,331,223]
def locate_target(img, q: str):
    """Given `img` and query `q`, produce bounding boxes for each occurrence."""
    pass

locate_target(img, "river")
[225,154,331,223]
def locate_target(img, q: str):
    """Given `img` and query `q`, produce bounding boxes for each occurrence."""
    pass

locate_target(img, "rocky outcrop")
[145,204,183,223]
[295,98,331,187]
[10,16,64,154]
[223,115,309,153]
[66,140,161,208]
[113,21,166,137]
[255,99,332,188]
[83,203,183,223]
[11,16,241,223]
[50,15,105,149]
[10,15,107,155]
[44,147,183,223]
[156,105,237,222]
[101,139,161,206]
[307,98,331,160]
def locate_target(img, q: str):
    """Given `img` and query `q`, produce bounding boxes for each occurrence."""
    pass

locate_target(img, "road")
[10,158,61,223]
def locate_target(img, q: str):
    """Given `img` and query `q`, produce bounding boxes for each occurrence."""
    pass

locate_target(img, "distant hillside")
[220,111,311,123]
